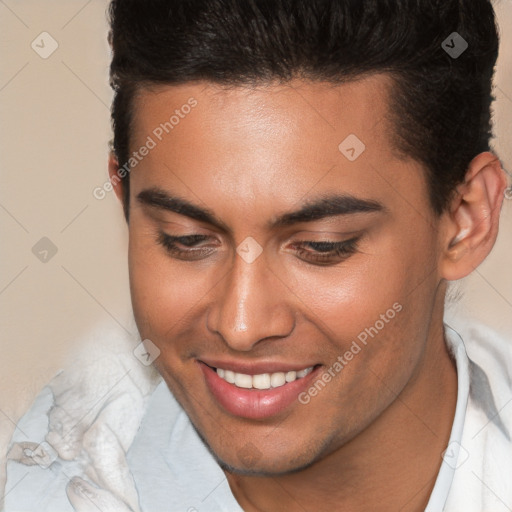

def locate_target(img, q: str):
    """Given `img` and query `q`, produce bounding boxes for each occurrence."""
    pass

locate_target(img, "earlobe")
[440,152,507,281]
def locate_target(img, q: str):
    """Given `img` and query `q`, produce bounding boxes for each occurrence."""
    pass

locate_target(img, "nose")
[206,248,295,351]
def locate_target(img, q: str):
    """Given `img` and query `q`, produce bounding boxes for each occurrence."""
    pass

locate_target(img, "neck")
[225,308,458,511]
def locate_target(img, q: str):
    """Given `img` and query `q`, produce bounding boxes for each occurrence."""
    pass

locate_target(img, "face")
[125,76,444,475]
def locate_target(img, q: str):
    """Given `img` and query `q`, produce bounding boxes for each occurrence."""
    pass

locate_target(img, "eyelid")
[164,232,358,248]
[290,236,360,251]
[159,233,217,247]
[290,229,362,239]
[157,232,218,261]
[291,237,360,265]
[157,230,361,265]
[284,229,363,250]
[145,207,229,238]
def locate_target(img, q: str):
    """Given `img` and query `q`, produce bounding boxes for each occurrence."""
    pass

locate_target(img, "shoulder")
[3,323,162,511]
[126,380,243,511]
[456,321,511,411]
[4,385,77,511]
[447,320,511,437]
[444,321,512,512]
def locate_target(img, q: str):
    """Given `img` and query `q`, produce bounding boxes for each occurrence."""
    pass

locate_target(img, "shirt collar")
[425,324,470,511]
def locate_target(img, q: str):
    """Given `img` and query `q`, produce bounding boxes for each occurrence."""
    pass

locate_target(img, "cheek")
[280,235,437,388]
[127,226,206,340]
[304,228,436,336]
[276,249,408,342]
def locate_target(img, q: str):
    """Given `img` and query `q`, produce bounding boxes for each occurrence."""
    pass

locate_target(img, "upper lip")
[198,358,320,375]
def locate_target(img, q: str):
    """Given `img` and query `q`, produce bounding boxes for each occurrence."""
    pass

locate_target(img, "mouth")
[214,365,315,390]
[198,361,322,420]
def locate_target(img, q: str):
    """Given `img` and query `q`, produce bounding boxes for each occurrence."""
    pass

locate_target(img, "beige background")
[1,0,511,472]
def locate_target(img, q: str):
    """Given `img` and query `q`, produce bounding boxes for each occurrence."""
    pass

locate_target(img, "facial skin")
[109,76,506,511]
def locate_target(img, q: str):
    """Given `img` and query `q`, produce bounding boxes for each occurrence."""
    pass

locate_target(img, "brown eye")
[157,232,217,260]
[292,237,359,265]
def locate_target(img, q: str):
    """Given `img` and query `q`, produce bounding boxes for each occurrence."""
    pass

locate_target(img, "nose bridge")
[208,251,294,350]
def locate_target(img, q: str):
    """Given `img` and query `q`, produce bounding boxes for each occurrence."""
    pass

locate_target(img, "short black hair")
[108,0,499,220]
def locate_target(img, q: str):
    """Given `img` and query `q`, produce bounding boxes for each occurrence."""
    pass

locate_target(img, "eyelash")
[157,233,215,260]
[157,232,359,265]
[291,239,359,264]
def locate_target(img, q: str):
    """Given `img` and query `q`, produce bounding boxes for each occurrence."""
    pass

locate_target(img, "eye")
[157,232,360,265]
[157,232,217,260]
[291,237,359,265]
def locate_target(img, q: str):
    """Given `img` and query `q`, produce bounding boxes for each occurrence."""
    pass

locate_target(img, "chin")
[193,425,324,477]
[215,454,319,477]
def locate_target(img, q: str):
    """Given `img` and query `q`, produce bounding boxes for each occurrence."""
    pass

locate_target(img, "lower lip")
[199,362,321,420]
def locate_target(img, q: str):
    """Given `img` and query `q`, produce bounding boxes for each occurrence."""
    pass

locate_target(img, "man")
[4,0,511,510]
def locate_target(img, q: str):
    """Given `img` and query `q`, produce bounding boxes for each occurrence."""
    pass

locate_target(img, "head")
[107,0,506,475]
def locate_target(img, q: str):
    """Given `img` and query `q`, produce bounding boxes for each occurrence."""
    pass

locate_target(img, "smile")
[199,361,322,419]
[215,366,314,390]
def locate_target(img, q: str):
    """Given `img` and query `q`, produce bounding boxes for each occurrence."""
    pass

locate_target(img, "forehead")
[128,76,429,226]
[131,75,396,149]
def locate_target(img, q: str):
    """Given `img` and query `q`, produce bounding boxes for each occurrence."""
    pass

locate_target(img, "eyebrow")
[136,187,385,232]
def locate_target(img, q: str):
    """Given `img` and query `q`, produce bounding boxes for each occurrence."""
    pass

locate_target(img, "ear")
[440,152,507,281]
[108,151,126,204]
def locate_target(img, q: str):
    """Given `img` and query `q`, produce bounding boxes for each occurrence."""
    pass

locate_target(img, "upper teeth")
[216,367,314,390]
